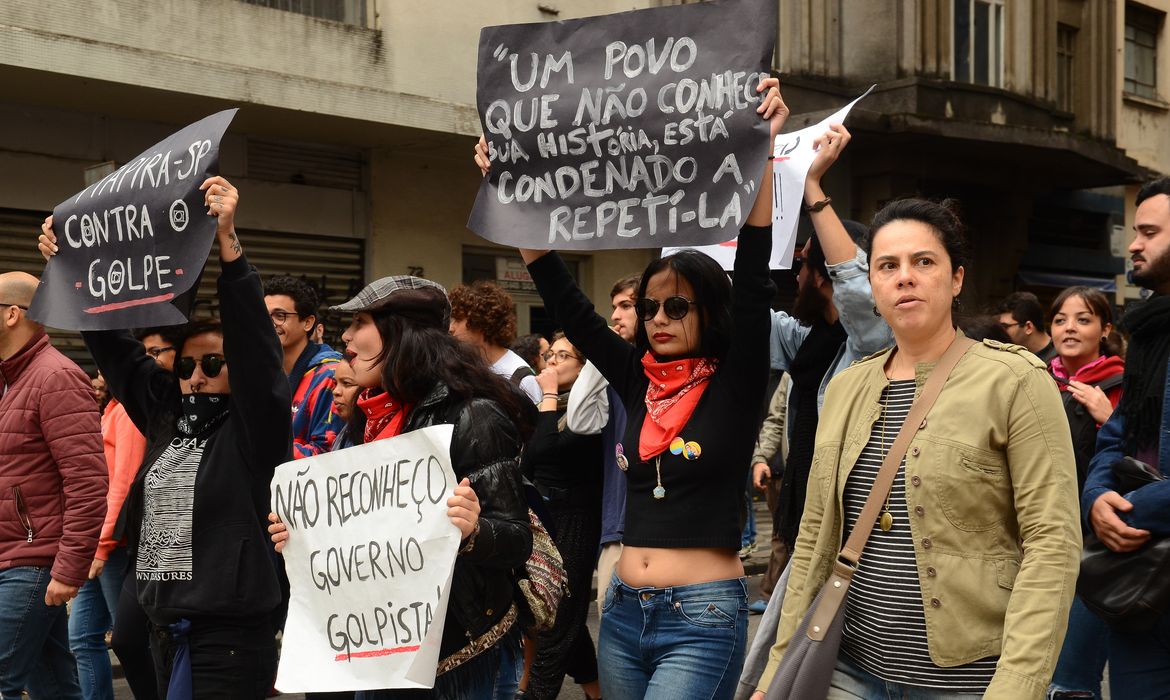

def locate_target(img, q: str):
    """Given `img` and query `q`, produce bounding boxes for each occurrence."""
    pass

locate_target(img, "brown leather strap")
[840,334,976,564]
[806,334,976,641]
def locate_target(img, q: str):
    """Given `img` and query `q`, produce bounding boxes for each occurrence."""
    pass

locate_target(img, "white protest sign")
[270,425,461,693]
[662,86,875,270]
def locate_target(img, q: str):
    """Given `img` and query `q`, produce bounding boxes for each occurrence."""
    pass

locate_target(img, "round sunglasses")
[176,354,227,380]
[635,296,697,322]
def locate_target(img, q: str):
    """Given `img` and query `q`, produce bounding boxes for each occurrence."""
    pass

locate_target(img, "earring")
[872,305,881,317]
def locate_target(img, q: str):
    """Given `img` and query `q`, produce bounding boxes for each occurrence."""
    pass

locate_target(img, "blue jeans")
[1107,610,1170,700]
[1048,595,1107,699]
[742,478,757,549]
[598,573,748,700]
[354,626,522,700]
[827,654,983,700]
[0,565,82,700]
[68,548,129,700]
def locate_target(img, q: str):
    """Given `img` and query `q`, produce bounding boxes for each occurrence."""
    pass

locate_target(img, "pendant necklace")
[653,455,666,499]
[878,388,895,532]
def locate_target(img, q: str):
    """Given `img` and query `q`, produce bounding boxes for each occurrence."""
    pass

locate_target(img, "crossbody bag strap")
[806,334,977,641]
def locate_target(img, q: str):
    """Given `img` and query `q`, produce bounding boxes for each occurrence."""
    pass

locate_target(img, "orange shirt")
[97,399,147,560]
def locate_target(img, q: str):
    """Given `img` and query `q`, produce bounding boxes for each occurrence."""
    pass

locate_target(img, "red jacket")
[0,331,107,586]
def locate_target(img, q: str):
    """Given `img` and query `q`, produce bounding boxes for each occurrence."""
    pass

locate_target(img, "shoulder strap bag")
[766,335,976,699]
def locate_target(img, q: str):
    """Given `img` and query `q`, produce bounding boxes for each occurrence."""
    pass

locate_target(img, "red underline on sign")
[718,241,739,247]
[335,645,421,662]
[84,293,176,314]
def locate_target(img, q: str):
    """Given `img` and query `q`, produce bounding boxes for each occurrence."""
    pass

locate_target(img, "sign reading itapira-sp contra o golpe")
[468,0,777,250]
[29,109,237,331]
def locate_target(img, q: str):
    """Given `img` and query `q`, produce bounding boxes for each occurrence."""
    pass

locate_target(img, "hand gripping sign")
[29,109,237,330]
[663,86,875,270]
[468,0,777,250]
[270,425,462,693]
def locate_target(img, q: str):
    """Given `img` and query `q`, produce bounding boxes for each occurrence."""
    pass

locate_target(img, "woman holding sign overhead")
[39,178,292,700]
[476,75,787,700]
[269,274,535,699]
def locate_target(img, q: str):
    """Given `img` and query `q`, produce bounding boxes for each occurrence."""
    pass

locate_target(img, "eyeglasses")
[269,310,297,324]
[999,322,1020,331]
[635,296,697,322]
[542,350,577,363]
[176,354,227,380]
[145,346,175,358]
[0,302,28,310]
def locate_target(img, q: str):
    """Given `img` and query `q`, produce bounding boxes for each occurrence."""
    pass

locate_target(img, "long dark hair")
[361,287,533,441]
[634,250,733,360]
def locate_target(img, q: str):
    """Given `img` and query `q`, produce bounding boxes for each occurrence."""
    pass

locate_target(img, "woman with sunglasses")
[519,333,604,700]
[39,177,291,699]
[475,76,787,700]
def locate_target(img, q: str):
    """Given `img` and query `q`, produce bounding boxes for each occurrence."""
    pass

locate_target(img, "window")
[954,0,1005,87]
[238,0,368,27]
[1056,24,1077,112]
[1125,4,1163,99]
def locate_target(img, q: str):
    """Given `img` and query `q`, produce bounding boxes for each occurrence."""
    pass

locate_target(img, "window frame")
[1124,3,1163,100]
[953,0,1006,88]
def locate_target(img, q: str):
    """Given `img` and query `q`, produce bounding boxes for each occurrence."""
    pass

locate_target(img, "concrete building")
[773,0,1165,312]
[0,0,659,367]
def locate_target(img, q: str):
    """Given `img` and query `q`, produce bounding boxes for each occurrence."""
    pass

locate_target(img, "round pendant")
[879,511,894,532]
[653,485,666,499]
[616,454,629,471]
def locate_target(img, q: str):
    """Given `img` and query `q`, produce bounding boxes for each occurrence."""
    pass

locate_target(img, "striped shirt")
[839,380,998,691]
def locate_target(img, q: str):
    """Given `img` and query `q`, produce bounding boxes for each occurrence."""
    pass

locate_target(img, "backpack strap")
[510,365,536,387]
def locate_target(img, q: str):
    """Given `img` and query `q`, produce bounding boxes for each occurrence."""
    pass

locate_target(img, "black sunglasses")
[176,354,227,380]
[635,296,697,322]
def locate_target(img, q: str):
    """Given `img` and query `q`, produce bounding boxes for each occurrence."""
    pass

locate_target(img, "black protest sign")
[468,0,776,250]
[29,109,238,330]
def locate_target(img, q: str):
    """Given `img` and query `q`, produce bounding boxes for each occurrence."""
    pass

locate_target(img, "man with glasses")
[0,271,108,700]
[995,291,1056,363]
[264,276,345,459]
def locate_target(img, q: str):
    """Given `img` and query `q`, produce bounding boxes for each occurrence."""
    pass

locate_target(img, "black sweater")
[526,225,774,549]
[84,256,292,625]
[521,409,603,503]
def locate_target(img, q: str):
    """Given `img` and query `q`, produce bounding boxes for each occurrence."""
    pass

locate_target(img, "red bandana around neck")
[357,388,412,443]
[639,353,717,460]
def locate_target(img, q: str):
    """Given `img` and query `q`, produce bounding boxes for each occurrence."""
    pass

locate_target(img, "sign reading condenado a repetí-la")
[29,109,237,331]
[468,0,776,250]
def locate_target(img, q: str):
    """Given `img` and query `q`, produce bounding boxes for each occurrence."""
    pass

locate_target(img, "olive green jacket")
[757,339,1081,699]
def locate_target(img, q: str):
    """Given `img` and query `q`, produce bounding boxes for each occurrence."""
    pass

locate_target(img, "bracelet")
[542,393,558,399]
[459,520,481,554]
[804,196,832,213]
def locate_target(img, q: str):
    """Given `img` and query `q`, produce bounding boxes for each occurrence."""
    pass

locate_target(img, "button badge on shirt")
[615,443,629,471]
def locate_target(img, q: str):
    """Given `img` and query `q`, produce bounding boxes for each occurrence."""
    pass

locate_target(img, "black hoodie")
[84,256,291,625]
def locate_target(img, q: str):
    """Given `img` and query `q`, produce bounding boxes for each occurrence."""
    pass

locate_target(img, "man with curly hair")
[449,280,542,404]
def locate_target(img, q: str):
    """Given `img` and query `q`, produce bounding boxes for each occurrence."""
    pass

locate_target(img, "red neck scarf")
[640,353,717,460]
[357,389,412,443]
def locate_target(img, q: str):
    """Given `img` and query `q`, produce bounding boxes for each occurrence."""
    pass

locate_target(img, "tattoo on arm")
[228,232,242,255]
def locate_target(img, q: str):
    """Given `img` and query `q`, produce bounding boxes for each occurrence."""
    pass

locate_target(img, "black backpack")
[1062,372,1124,491]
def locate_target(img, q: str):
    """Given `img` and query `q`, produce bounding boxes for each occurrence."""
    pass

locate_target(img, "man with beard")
[736,124,892,699]
[1083,176,1170,698]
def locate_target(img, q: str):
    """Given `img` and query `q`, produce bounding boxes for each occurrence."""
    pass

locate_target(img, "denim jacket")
[758,339,1082,699]
[1082,356,1170,535]
[769,245,894,416]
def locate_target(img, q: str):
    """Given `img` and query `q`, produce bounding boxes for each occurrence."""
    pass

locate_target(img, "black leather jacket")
[404,382,532,660]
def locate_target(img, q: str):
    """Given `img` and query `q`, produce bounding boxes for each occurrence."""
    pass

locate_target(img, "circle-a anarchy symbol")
[169,199,189,232]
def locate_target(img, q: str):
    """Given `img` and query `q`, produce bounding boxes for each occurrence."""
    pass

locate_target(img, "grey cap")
[330,276,449,314]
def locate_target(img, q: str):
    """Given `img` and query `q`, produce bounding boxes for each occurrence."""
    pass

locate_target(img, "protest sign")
[663,86,874,270]
[271,425,462,693]
[468,0,776,250]
[28,109,237,330]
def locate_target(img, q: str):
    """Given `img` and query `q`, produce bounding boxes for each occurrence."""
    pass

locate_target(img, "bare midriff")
[616,545,744,588]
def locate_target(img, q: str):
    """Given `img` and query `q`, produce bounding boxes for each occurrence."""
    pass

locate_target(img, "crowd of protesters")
[4,73,1170,700]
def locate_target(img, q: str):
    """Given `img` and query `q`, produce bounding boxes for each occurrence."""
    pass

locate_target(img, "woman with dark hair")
[270,275,533,699]
[753,198,1081,699]
[1045,286,1124,700]
[519,333,604,700]
[39,178,292,699]
[476,76,788,700]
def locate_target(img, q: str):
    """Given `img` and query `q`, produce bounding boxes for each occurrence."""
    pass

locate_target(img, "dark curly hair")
[263,276,320,319]
[448,281,518,348]
[635,250,733,361]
